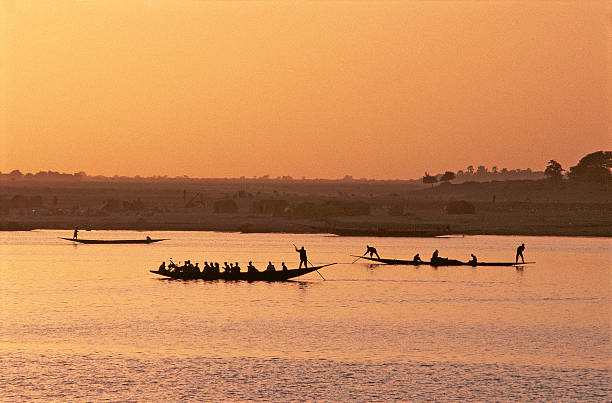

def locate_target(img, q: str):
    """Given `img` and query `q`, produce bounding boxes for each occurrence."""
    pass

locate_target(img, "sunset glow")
[3,1,610,179]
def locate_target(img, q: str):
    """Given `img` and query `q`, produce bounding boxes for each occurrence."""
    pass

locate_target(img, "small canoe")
[150,263,336,282]
[351,255,534,267]
[60,237,167,244]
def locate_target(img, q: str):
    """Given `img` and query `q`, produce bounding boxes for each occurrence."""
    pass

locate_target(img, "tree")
[544,160,564,182]
[466,165,474,174]
[440,171,456,183]
[476,165,488,175]
[422,172,438,187]
[567,151,612,183]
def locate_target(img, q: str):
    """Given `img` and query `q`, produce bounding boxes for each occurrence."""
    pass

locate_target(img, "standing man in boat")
[516,243,526,263]
[363,245,380,259]
[73,227,79,240]
[295,245,308,268]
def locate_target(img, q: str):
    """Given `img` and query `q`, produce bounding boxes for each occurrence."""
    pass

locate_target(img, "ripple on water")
[1,354,610,402]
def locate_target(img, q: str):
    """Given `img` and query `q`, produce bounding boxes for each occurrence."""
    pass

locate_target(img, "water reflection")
[0,230,609,401]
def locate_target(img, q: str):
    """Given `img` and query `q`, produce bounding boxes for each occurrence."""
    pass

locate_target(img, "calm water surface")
[1,230,610,401]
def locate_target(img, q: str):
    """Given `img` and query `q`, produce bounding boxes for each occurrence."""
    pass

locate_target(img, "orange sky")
[2,1,610,179]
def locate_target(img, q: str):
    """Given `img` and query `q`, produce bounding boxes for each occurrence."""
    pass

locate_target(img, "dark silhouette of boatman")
[73,227,79,239]
[413,253,422,262]
[295,246,308,268]
[470,254,478,265]
[516,243,526,263]
[431,249,439,260]
[363,245,380,259]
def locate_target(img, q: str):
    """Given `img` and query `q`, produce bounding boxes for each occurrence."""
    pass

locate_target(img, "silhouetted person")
[159,261,166,272]
[413,253,422,262]
[516,243,525,263]
[363,245,380,259]
[233,262,241,274]
[146,236,152,241]
[469,254,478,265]
[296,246,308,268]
[282,262,288,271]
[224,262,230,273]
[266,261,276,272]
[247,261,258,273]
[73,227,79,239]
[431,250,439,260]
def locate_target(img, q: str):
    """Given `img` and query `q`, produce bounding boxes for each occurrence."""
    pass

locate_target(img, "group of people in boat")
[364,243,526,265]
[157,246,309,275]
[158,259,291,275]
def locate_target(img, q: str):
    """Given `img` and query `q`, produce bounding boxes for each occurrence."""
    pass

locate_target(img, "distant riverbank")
[2,210,610,237]
[2,178,610,237]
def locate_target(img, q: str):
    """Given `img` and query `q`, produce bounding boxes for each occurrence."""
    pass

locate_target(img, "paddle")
[292,243,326,280]
[351,255,364,264]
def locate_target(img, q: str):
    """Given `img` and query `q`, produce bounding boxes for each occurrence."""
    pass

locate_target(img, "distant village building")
[0,195,43,214]
[101,199,123,213]
[251,199,288,216]
[213,199,238,214]
[290,200,370,219]
[445,200,476,214]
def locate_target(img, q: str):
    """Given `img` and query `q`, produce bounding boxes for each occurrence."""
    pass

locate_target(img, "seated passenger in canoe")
[413,253,422,262]
[247,261,259,273]
[233,262,241,274]
[266,261,276,272]
[430,250,447,264]
[469,254,478,265]
[158,261,167,272]
[282,262,288,271]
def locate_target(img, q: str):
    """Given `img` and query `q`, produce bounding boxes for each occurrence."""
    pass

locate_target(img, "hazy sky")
[2,0,610,179]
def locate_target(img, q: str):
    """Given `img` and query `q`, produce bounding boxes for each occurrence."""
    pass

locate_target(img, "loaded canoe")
[351,255,534,267]
[150,263,336,282]
[60,237,167,244]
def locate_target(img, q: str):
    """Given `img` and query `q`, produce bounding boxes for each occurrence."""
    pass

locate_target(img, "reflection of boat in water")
[351,255,534,267]
[150,263,335,282]
[60,237,167,244]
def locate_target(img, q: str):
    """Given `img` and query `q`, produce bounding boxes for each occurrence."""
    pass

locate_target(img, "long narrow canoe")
[150,263,336,281]
[60,237,167,244]
[351,255,534,267]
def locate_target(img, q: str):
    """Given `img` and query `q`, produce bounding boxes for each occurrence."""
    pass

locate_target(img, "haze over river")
[1,231,610,401]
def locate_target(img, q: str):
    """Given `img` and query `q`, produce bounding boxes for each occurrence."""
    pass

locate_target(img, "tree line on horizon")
[2,151,609,184]
[422,150,611,186]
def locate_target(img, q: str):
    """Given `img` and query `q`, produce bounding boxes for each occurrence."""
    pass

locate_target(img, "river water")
[0,230,610,401]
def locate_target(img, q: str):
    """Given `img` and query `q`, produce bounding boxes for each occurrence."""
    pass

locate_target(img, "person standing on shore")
[73,227,79,239]
[516,243,526,263]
